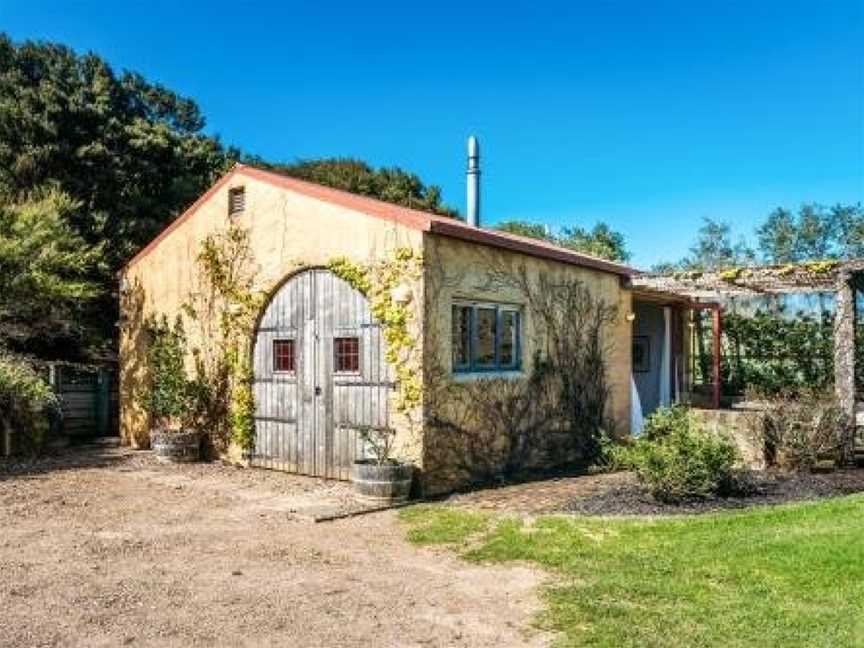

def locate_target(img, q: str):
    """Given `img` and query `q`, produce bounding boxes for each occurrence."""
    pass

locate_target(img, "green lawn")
[400,496,864,647]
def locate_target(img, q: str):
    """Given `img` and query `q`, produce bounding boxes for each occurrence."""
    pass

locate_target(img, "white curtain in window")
[630,374,644,436]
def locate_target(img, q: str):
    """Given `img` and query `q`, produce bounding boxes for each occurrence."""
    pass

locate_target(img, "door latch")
[314,386,322,396]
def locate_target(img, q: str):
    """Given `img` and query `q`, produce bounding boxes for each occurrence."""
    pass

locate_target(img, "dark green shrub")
[142,315,194,430]
[0,353,59,453]
[620,407,740,503]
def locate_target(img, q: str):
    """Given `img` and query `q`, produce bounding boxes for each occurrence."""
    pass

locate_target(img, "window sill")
[452,370,525,382]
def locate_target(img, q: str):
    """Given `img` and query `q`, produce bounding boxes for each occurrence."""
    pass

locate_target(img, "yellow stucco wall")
[120,171,634,492]
[420,234,633,492]
[119,173,423,449]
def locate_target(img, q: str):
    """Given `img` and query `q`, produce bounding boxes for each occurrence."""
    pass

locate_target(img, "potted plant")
[143,316,200,463]
[351,426,413,503]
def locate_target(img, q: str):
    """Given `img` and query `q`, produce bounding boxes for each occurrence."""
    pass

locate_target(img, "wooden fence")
[48,364,119,439]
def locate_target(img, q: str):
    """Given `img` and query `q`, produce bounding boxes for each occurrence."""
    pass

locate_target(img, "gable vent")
[228,186,246,216]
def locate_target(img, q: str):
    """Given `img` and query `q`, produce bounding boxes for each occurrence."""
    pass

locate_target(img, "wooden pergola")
[633,259,863,420]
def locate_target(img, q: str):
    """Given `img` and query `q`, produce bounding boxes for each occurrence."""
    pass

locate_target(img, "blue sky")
[2,0,862,268]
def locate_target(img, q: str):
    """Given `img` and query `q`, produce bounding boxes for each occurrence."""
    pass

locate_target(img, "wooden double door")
[251,269,392,479]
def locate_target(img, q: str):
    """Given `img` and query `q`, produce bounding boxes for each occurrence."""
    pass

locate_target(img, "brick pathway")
[444,471,636,515]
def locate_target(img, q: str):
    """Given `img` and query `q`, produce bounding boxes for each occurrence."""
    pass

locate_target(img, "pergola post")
[833,270,856,443]
[712,305,721,409]
[690,303,722,409]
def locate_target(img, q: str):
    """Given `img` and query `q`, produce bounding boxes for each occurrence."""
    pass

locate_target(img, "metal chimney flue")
[466,135,480,227]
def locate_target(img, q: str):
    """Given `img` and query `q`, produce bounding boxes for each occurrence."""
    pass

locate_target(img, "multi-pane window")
[451,303,521,373]
[228,186,245,216]
[452,306,472,371]
[334,337,360,373]
[273,339,295,372]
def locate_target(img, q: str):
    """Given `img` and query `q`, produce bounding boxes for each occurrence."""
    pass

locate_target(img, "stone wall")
[689,407,766,469]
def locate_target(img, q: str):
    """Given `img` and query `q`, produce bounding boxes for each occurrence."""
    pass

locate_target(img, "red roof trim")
[122,169,236,271]
[235,165,434,231]
[123,163,637,278]
[427,219,636,276]
[237,165,636,277]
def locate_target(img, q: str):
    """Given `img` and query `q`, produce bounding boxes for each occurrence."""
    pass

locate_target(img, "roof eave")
[427,220,637,277]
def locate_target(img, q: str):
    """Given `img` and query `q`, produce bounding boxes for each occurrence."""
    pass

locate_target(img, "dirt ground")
[0,444,547,648]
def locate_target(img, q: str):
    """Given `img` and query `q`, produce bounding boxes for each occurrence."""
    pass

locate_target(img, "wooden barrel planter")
[351,460,413,504]
[150,430,201,463]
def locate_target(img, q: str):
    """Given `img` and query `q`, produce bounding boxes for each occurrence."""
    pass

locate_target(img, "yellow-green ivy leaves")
[328,248,423,413]
[192,226,264,450]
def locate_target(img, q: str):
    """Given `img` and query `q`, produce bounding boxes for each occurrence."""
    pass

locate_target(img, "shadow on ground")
[0,439,132,481]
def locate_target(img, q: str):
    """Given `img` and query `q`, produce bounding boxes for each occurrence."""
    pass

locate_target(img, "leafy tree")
[756,208,799,264]
[0,188,104,358]
[834,203,864,258]
[756,203,862,263]
[142,315,195,430]
[493,219,631,262]
[495,220,552,240]
[659,204,864,273]
[756,203,864,263]
[0,351,60,451]
[650,261,680,274]
[0,34,236,269]
[682,218,754,270]
[558,223,631,262]
[0,34,462,361]
[757,204,836,263]
[253,157,458,217]
[795,204,835,261]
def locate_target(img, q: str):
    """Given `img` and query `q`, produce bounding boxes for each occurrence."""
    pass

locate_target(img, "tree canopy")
[3,33,860,360]
[0,34,236,270]
[0,34,459,360]
[0,34,459,273]
[0,188,104,358]
[681,218,755,271]
[653,204,864,272]
[757,203,864,264]
[495,220,631,263]
[253,158,458,218]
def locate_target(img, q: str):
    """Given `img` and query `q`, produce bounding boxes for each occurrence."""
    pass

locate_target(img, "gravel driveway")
[0,444,546,647]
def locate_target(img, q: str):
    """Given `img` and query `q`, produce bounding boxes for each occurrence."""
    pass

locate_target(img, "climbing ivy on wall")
[182,226,264,451]
[421,259,619,486]
[146,232,423,455]
[327,248,423,413]
[722,310,835,395]
[691,308,836,397]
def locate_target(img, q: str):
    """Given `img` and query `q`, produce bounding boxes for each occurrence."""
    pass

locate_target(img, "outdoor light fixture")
[625,312,636,322]
[390,284,413,305]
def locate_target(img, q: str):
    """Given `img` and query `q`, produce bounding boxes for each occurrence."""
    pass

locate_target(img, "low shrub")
[617,406,740,503]
[752,390,849,471]
[0,353,59,453]
[640,404,691,441]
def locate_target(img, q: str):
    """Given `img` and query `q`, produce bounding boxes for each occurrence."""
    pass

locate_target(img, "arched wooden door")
[252,269,393,479]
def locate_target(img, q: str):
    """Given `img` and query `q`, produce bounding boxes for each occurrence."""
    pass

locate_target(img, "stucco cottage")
[119,163,684,493]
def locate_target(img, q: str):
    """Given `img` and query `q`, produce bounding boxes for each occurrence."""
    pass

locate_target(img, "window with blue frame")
[451,302,521,372]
